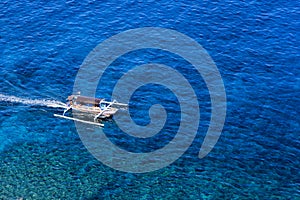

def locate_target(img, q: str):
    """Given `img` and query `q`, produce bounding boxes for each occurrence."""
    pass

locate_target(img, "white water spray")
[0,94,67,109]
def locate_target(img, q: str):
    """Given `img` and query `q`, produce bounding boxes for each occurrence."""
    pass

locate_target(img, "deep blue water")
[0,0,299,199]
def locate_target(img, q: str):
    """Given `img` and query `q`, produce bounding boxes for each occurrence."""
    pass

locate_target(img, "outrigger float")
[54,95,128,127]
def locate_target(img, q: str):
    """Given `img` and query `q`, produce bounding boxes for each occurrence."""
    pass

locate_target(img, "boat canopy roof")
[68,95,103,106]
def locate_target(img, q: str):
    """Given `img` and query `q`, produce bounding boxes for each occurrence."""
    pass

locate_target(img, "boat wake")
[0,94,67,109]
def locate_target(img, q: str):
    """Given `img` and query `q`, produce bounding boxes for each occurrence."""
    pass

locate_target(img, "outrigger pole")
[54,114,104,127]
[100,100,128,107]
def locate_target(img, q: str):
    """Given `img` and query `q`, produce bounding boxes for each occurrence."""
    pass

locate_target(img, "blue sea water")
[0,0,299,199]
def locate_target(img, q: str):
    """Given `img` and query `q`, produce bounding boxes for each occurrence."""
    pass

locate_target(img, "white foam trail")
[0,94,67,109]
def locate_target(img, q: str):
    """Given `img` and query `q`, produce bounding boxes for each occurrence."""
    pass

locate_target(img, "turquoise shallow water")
[0,0,299,199]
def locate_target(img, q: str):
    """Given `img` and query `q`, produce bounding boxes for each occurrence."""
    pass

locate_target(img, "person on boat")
[67,95,74,106]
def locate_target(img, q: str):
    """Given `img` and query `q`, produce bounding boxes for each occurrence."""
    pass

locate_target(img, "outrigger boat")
[54,95,128,127]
